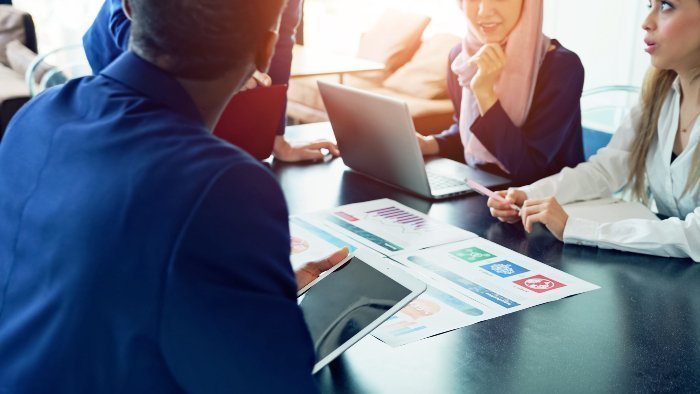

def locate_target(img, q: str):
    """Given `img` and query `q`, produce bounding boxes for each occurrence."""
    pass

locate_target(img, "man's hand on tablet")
[295,247,349,291]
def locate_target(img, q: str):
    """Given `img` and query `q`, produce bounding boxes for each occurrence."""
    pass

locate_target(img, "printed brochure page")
[289,216,359,271]
[373,274,500,346]
[374,237,600,346]
[297,199,477,256]
[291,199,600,346]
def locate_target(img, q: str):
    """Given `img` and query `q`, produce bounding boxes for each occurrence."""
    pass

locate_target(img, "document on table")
[290,198,600,347]
[373,237,600,346]
[563,198,660,223]
[289,217,359,270]
[295,199,477,256]
[372,275,498,347]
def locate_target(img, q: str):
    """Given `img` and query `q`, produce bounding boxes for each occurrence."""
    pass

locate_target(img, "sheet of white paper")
[372,277,499,347]
[373,238,600,346]
[289,217,359,271]
[294,200,600,347]
[298,199,477,256]
[563,198,659,223]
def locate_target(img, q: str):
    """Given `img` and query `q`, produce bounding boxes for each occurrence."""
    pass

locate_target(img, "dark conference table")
[270,123,700,393]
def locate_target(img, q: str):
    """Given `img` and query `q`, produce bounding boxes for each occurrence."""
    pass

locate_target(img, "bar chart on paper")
[304,199,477,255]
[365,206,431,233]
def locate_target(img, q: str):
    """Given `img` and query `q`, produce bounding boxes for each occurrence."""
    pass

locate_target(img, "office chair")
[581,85,640,160]
[26,44,91,97]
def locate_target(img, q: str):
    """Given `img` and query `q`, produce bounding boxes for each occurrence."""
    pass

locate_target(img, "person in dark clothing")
[83,0,339,162]
[0,0,347,391]
[417,0,585,185]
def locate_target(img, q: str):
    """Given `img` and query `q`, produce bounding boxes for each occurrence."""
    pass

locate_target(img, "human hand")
[520,197,569,241]
[273,135,340,162]
[416,133,439,156]
[487,189,527,224]
[241,71,272,91]
[467,44,505,113]
[295,247,350,291]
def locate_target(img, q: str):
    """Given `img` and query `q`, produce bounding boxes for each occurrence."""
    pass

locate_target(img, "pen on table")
[466,179,521,213]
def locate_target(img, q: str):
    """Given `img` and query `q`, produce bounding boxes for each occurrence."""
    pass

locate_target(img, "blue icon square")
[480,260,529,278]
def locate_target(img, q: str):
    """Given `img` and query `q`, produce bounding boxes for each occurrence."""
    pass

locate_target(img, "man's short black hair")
[128,0,287,80]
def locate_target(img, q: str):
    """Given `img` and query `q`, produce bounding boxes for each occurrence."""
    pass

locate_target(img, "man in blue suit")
[0,0,346,391]
[84,0,338,162]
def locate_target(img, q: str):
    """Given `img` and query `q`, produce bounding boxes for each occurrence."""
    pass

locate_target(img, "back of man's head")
[127,0,287,80]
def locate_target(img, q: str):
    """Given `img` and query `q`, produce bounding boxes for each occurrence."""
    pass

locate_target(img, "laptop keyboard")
[427,171,465,191]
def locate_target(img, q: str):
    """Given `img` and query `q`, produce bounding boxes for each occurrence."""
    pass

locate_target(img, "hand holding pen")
[467,180,527,224]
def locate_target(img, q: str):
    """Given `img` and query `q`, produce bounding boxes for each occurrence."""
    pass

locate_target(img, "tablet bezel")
[299,248,426,374]
[296,252,354,297]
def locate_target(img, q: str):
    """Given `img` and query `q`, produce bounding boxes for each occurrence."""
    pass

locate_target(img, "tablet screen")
[298,256,412,363]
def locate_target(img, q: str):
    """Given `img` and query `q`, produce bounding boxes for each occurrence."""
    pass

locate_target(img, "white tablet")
[297,252,354,297]
[298,249,426,374]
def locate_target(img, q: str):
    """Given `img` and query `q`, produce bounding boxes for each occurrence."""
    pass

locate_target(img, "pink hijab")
[452,0,550,170]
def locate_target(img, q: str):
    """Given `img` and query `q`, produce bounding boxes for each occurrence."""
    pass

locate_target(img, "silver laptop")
[318,81,510,200]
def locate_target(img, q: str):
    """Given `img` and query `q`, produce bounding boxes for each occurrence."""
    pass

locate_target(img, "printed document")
[373,237,599,346]
[289,199,600,346]
[295,199,477,256]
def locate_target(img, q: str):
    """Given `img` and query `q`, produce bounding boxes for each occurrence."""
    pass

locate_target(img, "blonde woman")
[488,0,700,261]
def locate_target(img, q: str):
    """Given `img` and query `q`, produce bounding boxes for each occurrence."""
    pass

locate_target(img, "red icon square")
[514,275,566,293]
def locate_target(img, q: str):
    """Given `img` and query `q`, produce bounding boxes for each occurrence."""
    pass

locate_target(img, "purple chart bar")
[366,206,430,231]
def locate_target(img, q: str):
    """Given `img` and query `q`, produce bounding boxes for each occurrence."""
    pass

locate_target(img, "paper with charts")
[373,237,600,346]
[288,217,360,270]
[373,275,494,347]
[290,199,599,347]
[294,198,477,256]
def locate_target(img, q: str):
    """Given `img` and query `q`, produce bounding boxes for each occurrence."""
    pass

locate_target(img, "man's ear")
[122,0,133,20]
[255,30,279,74]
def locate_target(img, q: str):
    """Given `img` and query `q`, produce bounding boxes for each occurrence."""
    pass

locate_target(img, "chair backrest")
[0,4,36,140]
[26,44,91,96]
[581,85,640,160]
[0,4,37,61]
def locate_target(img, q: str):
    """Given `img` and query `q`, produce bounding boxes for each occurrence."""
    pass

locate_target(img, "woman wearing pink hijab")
[418,0,585,184]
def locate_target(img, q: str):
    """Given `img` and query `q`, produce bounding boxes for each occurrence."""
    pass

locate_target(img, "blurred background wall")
[13,0,650,89]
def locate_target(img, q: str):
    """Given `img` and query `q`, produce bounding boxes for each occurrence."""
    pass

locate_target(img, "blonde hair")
[628,67,700,202]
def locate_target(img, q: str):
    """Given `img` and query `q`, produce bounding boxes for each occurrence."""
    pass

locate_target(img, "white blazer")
[520,78,700,262]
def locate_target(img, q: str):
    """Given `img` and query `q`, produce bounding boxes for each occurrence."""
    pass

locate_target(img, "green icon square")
[450,247,496,263]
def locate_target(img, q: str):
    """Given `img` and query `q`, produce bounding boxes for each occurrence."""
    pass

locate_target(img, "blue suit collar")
[101,52,203,124]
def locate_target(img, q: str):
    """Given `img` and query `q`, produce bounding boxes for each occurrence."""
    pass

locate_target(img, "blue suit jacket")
[0,52,316,393]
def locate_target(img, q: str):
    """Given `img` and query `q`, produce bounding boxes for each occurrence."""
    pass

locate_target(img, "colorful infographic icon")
[290,236,310,255]
[450,247,496,263]
[514,275,566,293]
[481,260,529,278]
